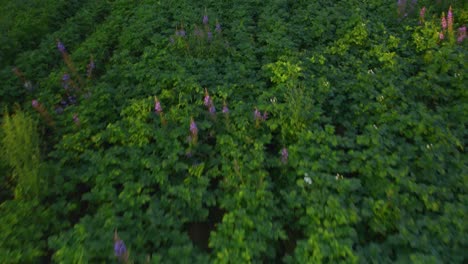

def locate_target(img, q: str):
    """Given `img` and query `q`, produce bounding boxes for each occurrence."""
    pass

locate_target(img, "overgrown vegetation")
[0,0,467,263]
[1,109,41,199]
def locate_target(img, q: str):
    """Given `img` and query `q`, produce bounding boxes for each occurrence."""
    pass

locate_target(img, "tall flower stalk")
[222,100,231,128]
[397,0,407,18]
[204,88,216,115]
[438,6,460,44]
[62,73,79,93]
[12,67,34,92]
[203,13,209,25]
[457,26,466,43]
[32,99,55,127]
[56,39,84,91]
[222,101,229,115]
[190,117,198,145]
[73,114,80,127]
[254,107,267,128]
[441,13,447,31]
[87,56,95,79]
[447,6,453,33]
[419,7,426,24]
[281,147,288,164]
[114,230,129,263]
[215,20,222,33]
[154,96,166,125]
[439,31,445,40]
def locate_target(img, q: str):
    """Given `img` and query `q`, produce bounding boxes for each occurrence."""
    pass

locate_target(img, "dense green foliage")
[1,109,41,199]
[0,0,467,263]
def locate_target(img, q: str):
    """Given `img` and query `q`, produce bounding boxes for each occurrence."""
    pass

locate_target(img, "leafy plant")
[0,0,466,263]
[1,108,42,199]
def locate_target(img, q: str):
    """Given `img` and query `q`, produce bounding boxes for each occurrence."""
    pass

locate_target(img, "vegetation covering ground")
[0,0,467,263]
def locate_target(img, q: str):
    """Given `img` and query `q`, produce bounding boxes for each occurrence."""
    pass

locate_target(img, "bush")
[1,108,42,199]
[0,0,467,263]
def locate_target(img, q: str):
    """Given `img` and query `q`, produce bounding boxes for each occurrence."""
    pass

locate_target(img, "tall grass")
[1,109,41,199]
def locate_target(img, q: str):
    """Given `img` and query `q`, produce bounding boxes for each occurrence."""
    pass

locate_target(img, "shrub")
[1,108,42,199]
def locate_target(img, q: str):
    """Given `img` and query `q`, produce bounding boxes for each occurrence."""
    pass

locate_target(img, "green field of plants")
[0,0,467,263]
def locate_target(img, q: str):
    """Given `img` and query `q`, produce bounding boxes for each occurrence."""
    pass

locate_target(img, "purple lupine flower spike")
[154,96,167,125]
[254,108,262,120]
[194,26,202,37]
[209,104,216,114]
[203,14,209,25]
[55,107,64,114]
[207,31,213,41]
[57,40,66,53]
[419,7,426,24]
[397,0,406,17]
[62,73,70,89]
[447,6,453,31]
[73,114,80,126]
[262,111,268,121]
[439,32,445,40]
[68,95,77,105]
[154,98,162,114]
[62,73,70,82]
[154,96,163,114]
[215,21,221,33]
[281,147,288,163]
[114,240,126,257]
[114,229,128,262]
[203,88,216,114]
[189,118,198,144]
[190,118,198,136]
[204,88,211,106]
[155,101,162,113]
[441,13,447,30]
[458,26,466,43]
[87,57,95,78]
[31,99,55,126]
[222,102,229,114]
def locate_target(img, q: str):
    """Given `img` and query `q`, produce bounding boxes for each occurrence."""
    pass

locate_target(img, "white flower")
[335,173,343,180]
[304,176,312,185]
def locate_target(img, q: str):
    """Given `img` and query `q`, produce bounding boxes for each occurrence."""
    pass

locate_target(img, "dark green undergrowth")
[0,0,467,263]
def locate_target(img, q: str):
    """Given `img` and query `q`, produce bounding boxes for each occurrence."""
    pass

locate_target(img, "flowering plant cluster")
[0,1,466,263]
[170,12,224,56]
[418,5,467,44]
